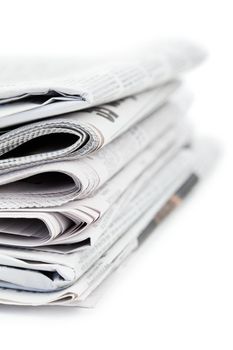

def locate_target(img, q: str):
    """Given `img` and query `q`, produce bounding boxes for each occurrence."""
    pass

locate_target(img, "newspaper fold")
[0,83,178,173]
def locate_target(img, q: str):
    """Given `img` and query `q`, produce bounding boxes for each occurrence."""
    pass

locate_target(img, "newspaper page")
[0,82,180,172]
[0,40,205,128]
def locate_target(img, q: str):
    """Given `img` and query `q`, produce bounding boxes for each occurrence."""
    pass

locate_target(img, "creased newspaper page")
[0,123,189,249]
[0,139,217,306]
[0,40,205,128]
[0,82,181,172]
[0,94,190,208]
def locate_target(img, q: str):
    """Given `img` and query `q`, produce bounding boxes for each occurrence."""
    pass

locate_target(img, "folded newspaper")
[0,40,217,307]
[0,40,204,128]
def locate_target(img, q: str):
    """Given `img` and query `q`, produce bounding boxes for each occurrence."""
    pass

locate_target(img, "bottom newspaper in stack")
[0,133,217,306]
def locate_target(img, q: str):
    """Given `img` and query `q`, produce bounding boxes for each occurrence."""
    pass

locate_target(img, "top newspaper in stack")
[0,40,205,128]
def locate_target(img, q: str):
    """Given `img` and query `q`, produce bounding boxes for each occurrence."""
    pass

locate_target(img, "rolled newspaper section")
[0,83,178,171]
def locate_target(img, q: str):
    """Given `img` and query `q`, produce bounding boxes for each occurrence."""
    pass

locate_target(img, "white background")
[0,1,232,349]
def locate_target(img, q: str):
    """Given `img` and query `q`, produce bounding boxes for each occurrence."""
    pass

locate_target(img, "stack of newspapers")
[0,41,216,306]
